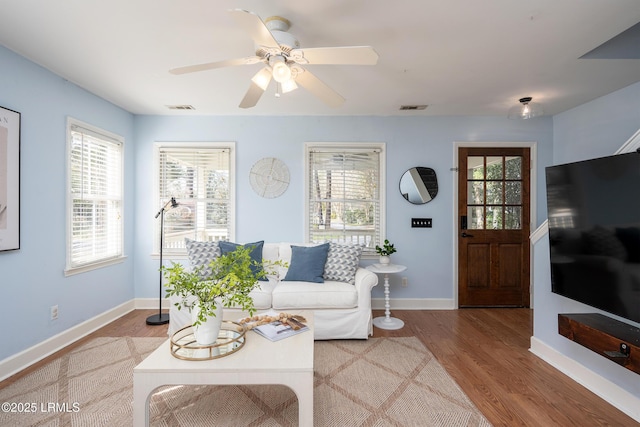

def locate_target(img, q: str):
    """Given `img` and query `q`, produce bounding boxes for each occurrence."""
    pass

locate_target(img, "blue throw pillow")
[283,243,330,283]
[219,240,266,281]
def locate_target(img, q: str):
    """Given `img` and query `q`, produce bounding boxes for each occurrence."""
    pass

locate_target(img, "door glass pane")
[505,206,522,229]
[505,181,522,204]
[486,181,503,204]
[505,156,522,179]
[468,206,484,229]
[467,156,484,179]
[486,156,503,179]
[467,181,484,204]
[486,206,502,229]
[464,152,526,232]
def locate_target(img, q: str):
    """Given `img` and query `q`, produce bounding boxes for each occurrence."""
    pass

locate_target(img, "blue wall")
[133,115,553,303]
[0,46,135,360]
[532,81,640,399]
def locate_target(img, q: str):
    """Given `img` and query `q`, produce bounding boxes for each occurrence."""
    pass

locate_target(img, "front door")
[458,147,530,307]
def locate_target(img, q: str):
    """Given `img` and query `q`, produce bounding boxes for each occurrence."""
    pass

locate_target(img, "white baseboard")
[529,336,640,422]
[0,300,135,382]
[372,298,455,310]
[135,298,170,310]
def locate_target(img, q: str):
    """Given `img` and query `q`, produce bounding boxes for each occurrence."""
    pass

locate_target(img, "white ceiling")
[1,0,639,117]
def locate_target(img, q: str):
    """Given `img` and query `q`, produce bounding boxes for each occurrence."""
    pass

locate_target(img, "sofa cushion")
[185,238,220,279]
[262,243,280,279]
[219,240,267,280]
[323,242,364,285]
[283,243,330,283]
[272,280,358,309]
[247,278,276,309]
[262,243,280,264]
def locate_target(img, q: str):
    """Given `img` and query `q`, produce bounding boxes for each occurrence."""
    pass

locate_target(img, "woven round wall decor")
[249,157,290,198]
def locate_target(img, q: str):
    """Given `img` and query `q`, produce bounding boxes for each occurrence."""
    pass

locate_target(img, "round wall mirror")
[399,167,438,204]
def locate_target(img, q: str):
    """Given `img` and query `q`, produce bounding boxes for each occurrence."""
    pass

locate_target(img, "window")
[155,143,234,256]
[66,119,124,275]
[305,143,385,256]
[466,155,524,230]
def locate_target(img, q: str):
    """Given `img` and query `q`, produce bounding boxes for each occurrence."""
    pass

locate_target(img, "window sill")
[64,256,127,277]
[150,252,188,261]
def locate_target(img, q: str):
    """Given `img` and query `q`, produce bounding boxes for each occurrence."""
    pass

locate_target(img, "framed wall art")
[249,157,290,199]
[0,105,20,251]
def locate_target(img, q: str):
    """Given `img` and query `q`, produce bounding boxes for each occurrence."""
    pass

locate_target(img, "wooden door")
[458,147,530,307]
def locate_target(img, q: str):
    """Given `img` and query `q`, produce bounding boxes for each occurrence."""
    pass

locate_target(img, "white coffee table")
[366,263,407,330]
[133,310,314,427]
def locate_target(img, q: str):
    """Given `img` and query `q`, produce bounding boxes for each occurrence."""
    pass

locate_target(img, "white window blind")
[156,145,232,255]
[306,145,383,255]
[67,122,123,273]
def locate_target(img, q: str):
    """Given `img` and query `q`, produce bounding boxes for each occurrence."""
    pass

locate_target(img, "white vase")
[379,255,390,265]
[191,301,223,345]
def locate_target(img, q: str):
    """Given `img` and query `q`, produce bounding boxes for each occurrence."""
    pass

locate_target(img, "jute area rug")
[0,336,491,426]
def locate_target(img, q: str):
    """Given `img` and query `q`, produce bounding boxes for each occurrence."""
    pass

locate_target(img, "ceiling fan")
[169,9,379,109]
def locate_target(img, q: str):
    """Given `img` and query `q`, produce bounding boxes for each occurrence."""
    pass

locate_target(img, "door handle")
[461,232,474,238]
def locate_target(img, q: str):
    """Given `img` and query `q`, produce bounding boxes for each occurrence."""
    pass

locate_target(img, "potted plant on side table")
[375,239,397,265]
[163,245,282,345]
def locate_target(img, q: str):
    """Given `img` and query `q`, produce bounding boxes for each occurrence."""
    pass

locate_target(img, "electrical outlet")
[402,277,408,287]
[51,305,58,320]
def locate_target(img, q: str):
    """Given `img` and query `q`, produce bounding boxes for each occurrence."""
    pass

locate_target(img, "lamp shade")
[280,79,298,94]
[269,55,292,83]
[508,97,543,119]
[251,67,272,91]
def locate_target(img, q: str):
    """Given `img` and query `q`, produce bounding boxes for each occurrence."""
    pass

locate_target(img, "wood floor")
[375,309,638,427]
[2,308,638,426]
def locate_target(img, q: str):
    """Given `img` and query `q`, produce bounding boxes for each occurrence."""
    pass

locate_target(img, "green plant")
[163,245,284,326]
[375,239,397,256]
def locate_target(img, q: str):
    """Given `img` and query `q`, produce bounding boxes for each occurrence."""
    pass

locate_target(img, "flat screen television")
[545,151,640,325]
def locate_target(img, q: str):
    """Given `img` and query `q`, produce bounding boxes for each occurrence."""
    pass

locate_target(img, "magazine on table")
[251,313,310,342]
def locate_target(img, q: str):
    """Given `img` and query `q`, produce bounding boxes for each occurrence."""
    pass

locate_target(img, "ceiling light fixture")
[275,81,298,98]
[269,55,292,83]
[280,79,298,94]
[251,67,272,90]
[508,97,543,119]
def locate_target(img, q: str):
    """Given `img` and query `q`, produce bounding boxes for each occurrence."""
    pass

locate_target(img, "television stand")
[558,313,640,375]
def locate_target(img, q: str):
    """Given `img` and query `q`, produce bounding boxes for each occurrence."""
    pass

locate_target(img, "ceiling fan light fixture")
[281,79,298,94]
[269,55,292,83]
[508,96,543,119]
[172,10,378,109]
[251,67,272,90]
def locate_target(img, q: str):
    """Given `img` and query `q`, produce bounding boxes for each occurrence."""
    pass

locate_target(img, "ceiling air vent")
[166,105,195,110]
[399,105,428,111]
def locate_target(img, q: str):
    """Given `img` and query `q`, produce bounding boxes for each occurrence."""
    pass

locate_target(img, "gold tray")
[170,320,246,361]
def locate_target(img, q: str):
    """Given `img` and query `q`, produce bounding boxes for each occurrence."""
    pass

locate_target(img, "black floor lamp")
[146,197,179,325]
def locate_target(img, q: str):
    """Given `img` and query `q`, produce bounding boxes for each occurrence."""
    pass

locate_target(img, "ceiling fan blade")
[290,46,379,65]
[294,68,345,108]
[229,9,280,49]
[239,67,272,108]
[169,56,261,75]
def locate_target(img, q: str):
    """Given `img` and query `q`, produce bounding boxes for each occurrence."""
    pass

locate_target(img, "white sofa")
[168,242,379,340]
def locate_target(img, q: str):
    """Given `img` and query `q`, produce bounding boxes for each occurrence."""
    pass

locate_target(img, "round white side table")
[366,263,407,330]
